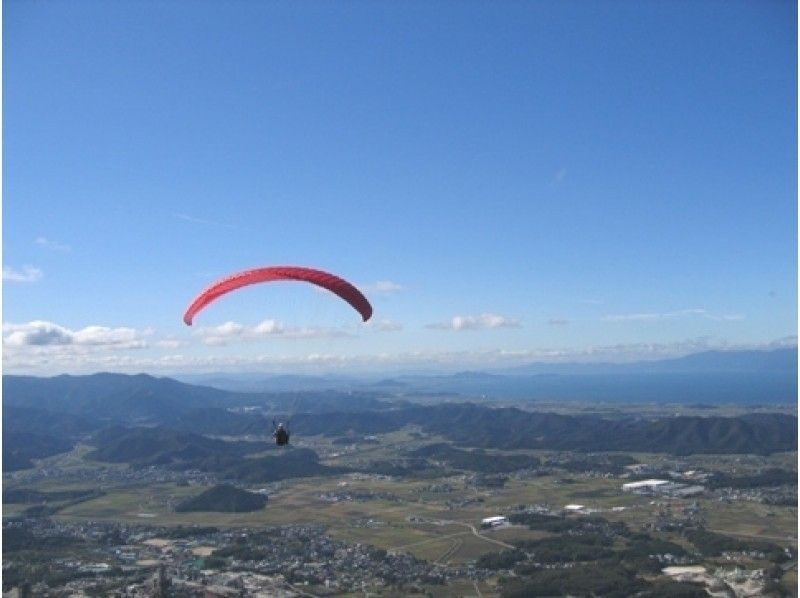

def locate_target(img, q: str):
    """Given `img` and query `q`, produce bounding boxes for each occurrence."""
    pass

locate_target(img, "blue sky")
[4,0,797,373]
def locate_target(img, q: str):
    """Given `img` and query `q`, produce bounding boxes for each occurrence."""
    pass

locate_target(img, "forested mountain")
[3,432,75,472]
[175,485,267,513]
[2,369,796,473]
[2,373,389,422]
[86,427,264,466]
[294,406,798,455]
[2,373,237,420]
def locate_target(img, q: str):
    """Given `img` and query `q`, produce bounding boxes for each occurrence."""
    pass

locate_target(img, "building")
[480,516,508,528]
[669,485,705,498]
[623,479,704,498]
[622,479,670,493]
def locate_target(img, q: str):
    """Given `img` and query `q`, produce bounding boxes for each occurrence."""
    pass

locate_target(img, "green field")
[5,430,796,588]
[40,465,795,570]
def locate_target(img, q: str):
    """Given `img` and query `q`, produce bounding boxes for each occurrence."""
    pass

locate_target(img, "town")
[4,442,796,597]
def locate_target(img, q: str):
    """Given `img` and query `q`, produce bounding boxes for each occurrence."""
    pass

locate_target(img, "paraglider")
[183,265,372,449]
[272,421,290,446]
[183,265,373,325]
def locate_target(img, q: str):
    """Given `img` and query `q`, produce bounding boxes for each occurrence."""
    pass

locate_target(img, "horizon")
[2,344,796,379]
[4,1,797,375]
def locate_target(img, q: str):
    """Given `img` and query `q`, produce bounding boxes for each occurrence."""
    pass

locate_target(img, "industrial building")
[563,504,587,513]
[480,516,508,528]
[622,479,704,497]
[622,479,671,493]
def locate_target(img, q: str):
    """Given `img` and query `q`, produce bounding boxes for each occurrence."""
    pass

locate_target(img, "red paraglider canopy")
[183,266,373,325]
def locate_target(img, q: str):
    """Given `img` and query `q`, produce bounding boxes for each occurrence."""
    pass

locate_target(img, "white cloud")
[72,326,145,347]
[768,335,798,348]
[3,266,43,283]
[715,314,745,321]
[195,319,352,346]
[366,319,403,332]
[3,333,795,375]
[3,321,72,347]
[367,280,404,294]
[603,308,744,322]
[175,213,236,229]
[3,321,149,350]
[35,236,71,252]
[156,339,187,349]
[427,313,521,331]
[547,318,569,327]
[603,313,662,322]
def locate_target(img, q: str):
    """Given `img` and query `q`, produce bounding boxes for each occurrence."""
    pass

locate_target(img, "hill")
[184,448,351,483]
[416,405,798,455]
[174,485,267,513]
[2,373,389,426]
[87,426,263,466]
[3,406,101,437]
[2,373,238,421]
[86,427,349,482]
[3,432,75,471]
[3,370,796,457]
[294,405,797,455]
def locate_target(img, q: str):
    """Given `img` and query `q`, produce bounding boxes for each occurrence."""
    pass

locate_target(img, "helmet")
[277,423,285,429]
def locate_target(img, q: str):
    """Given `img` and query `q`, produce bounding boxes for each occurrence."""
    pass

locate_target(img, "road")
[445,520,517,550]
[390,519,516,553]
[390,530,472,551]
[708,528,797,544]
[431,519,517,550]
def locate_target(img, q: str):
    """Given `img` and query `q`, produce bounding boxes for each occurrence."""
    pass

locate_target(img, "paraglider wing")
[183,266,373,325]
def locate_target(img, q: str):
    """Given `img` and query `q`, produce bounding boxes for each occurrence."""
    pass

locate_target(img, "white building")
[480,516,508,528]
[622,479,670,492]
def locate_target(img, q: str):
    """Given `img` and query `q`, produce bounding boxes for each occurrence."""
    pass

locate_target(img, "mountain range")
[2,348,797,473]
[173,348,798,403]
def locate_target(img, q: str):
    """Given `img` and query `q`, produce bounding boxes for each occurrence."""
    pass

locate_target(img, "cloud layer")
[195,319,352,346]
[3,266,43,283]
[603,308,744,322]
[427,313,521,331]
[3,321,148,349]
[35,236,71,252]
[6,334,794,375]
[366,319,403,332]
[366,280,404,294]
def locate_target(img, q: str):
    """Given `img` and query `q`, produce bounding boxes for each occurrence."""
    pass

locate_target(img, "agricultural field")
[37,462,794,563]
[4,420,796,596]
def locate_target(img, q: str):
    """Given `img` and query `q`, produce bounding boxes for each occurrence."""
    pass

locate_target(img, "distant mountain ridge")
[176,347,797,386]
[86,426,263,466]
[2,373,237,420]
[496,347,798,375]
[2,353,797,469]
[169,348,798,403]
[2,373,387,422]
